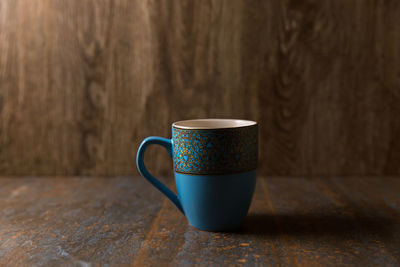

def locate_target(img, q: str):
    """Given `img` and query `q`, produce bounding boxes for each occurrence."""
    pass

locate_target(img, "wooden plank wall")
[0,0,399,176]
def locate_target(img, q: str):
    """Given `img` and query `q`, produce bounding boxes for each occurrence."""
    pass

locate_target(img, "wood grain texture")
[0,0,400,176]
[0,176,399,265]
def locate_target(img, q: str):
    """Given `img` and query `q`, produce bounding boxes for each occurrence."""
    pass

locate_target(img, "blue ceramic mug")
[136,119,258,231]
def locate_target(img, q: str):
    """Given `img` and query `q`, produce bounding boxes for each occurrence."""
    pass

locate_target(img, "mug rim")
[172,118,257,130]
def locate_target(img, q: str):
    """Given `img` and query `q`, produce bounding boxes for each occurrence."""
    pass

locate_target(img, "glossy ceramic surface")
[136,119,258,231]
[175,171,256,231]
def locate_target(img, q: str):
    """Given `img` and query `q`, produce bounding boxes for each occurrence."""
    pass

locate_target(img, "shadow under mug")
[136,119,258,231]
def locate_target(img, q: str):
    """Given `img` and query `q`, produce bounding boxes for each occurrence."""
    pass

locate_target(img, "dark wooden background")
[0,0,399,176]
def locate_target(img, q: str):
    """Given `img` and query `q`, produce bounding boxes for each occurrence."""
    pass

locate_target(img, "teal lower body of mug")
[174,170,256,231]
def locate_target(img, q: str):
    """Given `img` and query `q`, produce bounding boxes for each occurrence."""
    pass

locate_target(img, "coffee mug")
[136,119,258,231]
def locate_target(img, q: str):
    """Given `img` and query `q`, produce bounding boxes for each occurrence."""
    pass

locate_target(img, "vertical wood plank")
[0,0,400,176]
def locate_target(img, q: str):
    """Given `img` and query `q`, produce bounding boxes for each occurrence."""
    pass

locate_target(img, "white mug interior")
[172,119,257,130]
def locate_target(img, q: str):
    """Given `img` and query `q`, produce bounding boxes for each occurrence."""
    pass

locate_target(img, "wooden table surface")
[0,177,399,266]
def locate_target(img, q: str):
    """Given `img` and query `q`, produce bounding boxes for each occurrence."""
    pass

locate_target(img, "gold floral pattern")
[172,125,258,175]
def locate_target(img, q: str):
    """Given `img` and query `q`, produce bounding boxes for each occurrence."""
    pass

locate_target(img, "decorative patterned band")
[172,125,258,175]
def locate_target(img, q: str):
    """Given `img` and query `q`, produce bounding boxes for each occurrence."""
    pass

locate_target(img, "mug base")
[175,170,257,232]
[189,222,243,232]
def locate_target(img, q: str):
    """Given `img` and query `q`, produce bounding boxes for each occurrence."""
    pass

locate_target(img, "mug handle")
[136,136,184,214]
